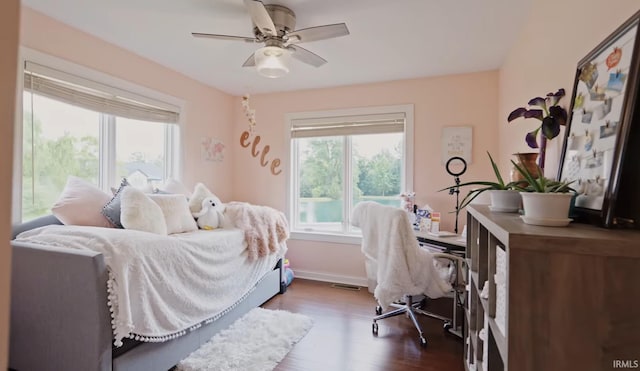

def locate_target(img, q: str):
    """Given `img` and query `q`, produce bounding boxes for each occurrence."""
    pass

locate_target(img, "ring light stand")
[446,156,467,234]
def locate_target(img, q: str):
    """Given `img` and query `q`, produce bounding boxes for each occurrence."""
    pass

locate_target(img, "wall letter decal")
[251,135,261,157]
[260,145,270,167]
[240,96,282,175]
[270,159,282,175]
[240,131,251,148]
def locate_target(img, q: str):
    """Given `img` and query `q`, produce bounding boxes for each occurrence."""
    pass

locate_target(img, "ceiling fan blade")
[287,45,327,67]
[286,23,349,44]
[192,32,257,43]
[242,53,256,67]
[243,0,277,37]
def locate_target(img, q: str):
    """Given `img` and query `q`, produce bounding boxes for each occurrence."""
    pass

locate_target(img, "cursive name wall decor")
[240,95,282,176]
[239,131,281,175]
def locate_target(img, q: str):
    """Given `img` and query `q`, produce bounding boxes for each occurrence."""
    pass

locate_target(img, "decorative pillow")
[138,183,155,194]
[148,194,198,234]
[112,181,153,195]
[188,183,215,214]
[101,178,130,228]
[120,187,167,235]
[52,176,114,228]
[157,178,192,198]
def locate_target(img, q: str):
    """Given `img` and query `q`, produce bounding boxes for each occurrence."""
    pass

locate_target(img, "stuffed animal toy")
[400,192,416,213]
[192,196,225,230]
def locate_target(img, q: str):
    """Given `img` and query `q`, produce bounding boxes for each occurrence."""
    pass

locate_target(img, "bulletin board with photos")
[558,10,640,227]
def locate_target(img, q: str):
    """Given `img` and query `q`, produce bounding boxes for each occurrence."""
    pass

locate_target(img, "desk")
[414,229,466,338]
[414,230,466,254]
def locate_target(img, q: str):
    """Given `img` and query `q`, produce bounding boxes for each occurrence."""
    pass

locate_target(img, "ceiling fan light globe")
[255,46,291,78]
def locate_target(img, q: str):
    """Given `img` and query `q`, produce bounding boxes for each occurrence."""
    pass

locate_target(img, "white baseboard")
[293,269,368,288]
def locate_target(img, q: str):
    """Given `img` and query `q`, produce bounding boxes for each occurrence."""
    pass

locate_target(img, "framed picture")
[558,10,640,228]
[441,126,472,165]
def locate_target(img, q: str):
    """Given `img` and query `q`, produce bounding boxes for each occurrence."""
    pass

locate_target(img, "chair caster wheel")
[372,322,379,335]
[420,336,427,347]
[375,306,382,315]
[420,298,428,308]
[443,322,453,332]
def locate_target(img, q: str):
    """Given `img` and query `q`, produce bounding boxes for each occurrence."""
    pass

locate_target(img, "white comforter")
[15,225,286,346]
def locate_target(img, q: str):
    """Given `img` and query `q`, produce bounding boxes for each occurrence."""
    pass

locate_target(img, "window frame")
[13,48,185,223]
[286,104,414,244]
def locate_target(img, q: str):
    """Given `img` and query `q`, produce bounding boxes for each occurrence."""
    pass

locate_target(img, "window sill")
[290,231,361,245]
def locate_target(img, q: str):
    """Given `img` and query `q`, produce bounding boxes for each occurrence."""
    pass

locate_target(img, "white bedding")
[15,225,286,346]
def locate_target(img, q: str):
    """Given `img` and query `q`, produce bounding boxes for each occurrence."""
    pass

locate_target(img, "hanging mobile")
[445,156,467,234]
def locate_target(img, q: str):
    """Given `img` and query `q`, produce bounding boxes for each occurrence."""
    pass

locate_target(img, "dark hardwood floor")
[262,279,464,371]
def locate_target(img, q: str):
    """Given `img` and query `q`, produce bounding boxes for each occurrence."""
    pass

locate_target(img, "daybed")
[9,214,286,371]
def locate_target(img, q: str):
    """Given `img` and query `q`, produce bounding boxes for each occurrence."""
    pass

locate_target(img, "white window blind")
[23,61,179,123]
[290,112,405,138]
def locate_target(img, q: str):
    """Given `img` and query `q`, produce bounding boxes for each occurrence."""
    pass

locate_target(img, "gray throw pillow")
[101,178,130,228]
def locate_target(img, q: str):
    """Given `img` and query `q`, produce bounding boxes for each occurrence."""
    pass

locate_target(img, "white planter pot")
[489,190,521,212]
[470,189,491,205]
[520,192,573,226]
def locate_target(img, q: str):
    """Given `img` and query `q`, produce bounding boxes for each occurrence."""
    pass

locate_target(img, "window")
[115,118,169,189]
[288,105,413,240]
[22,93,100,220]
[19,60,180,221]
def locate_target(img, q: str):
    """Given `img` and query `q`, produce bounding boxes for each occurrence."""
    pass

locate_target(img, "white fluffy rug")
[177,308,313,371]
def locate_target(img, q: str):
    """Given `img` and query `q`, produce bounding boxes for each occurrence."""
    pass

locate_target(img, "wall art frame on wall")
[558,9,640,228]
[441,126,472,165]
[201,137,225,162]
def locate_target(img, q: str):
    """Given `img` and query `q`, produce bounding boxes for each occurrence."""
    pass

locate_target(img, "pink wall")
[0,1,19,366]
[499,1,640,177]
[23,1,638,286]
[19,8,235,199]
[232,72,499,281]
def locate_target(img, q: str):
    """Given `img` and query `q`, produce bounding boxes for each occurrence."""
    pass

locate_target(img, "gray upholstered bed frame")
[9,215,285,371]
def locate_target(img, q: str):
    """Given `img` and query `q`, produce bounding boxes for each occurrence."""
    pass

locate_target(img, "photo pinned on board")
[587,176,605,196]
[607,71,627,92]
[585,150,603,169]
[581,109,593,124]
[584,130,594,151]
[594,97,613,120]
[564,155,581,182]
[589,85,607,101]
[573,92,585,110]
[599,120,618,139]
[606,47,622,70]
[567,132,585,151]
[579,62,599,89]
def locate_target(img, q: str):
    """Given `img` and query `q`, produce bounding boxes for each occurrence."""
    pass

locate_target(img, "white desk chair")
[352,201,466,347]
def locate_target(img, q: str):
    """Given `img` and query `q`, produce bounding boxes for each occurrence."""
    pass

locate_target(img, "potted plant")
[440,152,521,212]
[511,160,575,226]
[507,88,568,171]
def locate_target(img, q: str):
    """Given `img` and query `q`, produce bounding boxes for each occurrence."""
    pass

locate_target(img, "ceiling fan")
[192,0,350,78]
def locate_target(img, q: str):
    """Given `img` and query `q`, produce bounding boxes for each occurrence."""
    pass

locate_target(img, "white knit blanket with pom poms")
[15,225,285,346]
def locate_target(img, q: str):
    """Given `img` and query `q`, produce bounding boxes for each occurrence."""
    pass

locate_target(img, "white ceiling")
[23,0,532,96]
